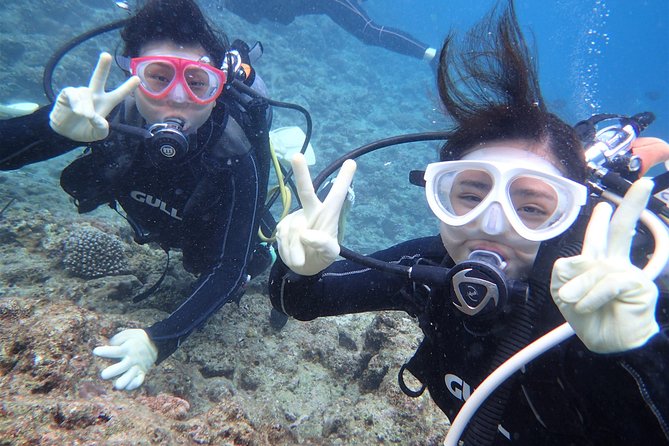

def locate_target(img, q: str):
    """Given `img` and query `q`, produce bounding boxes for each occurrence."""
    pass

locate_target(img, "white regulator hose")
[443,192,669,446]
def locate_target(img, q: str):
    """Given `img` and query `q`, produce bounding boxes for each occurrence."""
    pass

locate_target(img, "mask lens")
[184,65,221,100]
[426,160,586,241]
[439,168,493,218]
[137,61,176,94]
[508,176,568,232]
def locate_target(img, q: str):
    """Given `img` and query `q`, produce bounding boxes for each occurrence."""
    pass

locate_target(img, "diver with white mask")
[268,1,669,444]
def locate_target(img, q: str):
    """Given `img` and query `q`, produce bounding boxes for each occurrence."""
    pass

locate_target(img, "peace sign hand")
[49,52,140,142]
[551,178,660,353]
[276,153,357,276]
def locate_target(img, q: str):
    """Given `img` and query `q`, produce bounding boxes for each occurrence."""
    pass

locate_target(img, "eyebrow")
[457,179,492,191]
[510,187,557,201]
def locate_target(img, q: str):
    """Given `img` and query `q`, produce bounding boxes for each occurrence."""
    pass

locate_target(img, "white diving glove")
[276,153,357,276]
[49,52,140,142]
[93,328,158,391]
[551,178,660,353]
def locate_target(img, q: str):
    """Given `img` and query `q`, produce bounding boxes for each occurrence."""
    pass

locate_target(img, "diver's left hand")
[93,328,158,390]
[551,178,660,353]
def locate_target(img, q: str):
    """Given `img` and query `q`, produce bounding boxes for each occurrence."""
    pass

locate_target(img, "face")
[439,140,564,280]
[133,41,216,134]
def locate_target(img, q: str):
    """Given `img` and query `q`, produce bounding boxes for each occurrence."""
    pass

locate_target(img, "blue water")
[368,0,669,140]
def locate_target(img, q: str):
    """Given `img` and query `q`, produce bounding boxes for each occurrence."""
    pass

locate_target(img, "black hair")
[436,0,587,183]
[121,0,229,67]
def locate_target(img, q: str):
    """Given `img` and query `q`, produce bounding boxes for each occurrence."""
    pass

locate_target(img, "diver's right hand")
[276,153,356,276]
[49,52,140,142]
[93,328,158,391]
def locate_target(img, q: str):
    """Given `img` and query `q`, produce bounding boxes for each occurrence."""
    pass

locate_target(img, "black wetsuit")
[269,235,669,445]
[225,0,431,60]
[0,92,271,364]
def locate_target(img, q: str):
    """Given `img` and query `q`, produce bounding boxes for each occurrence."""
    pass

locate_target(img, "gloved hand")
[93,328,158,391]
[49,52,140,142]
[276,153,356,276]
[551,178,660,353]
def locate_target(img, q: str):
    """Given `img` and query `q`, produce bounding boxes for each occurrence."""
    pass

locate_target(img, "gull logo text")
[130,191,183,221]
[444,373,511,440]
[445,373,472,401]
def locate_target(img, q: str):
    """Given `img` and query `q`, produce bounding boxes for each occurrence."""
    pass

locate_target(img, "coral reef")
[61,226,129,279]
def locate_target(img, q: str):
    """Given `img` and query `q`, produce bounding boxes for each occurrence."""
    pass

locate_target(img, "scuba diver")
[0,0,280,391]
[223,0,438,64]
[268,1,669,444]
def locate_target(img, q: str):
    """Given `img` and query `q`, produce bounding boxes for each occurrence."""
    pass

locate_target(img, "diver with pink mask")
[1,0,275,391]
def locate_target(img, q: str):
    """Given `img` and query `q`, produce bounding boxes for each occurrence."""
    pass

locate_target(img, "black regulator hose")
[312,131,451,275]
[227,79,313,212]
[229,79,313,166]
[311,131,451,189]
[43,18,130,102]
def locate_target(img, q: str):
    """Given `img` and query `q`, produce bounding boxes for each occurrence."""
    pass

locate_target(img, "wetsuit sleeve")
[318,0,431,60]
[269,236,445,320]
[0,105,84,170]
[145,151,265,364]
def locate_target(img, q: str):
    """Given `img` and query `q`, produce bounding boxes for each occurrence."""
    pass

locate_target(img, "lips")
[468,242,509,261]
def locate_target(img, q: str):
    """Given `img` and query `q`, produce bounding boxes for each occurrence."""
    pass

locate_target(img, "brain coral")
[62,226,129,279]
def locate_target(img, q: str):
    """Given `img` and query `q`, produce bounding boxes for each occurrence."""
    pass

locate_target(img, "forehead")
[139,40,209,61]
[461,141,563,176]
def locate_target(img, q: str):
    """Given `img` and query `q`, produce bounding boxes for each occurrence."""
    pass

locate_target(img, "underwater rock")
[138,393,190,420]
[338,330,358,351]
[363,313,398,353]
[359,354,390,393]
[0,296,282,444]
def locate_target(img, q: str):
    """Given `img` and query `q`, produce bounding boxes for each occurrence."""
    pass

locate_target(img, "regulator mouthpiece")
[147,118,189,167]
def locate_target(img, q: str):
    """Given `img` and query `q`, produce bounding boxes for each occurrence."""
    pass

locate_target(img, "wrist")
[633,321,661,350]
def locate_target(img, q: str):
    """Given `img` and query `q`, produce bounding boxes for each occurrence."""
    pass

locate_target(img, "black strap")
[398,363,426,397]
[133,250,170,303]
[108,202,171,303]
[409,170,426,187]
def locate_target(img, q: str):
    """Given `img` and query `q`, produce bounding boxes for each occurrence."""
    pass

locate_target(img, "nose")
[478,202,509,235]
[167,83,189,104]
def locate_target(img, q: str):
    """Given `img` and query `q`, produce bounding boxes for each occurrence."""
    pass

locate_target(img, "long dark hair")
[121,0,229,66]
[436,0,587,183]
